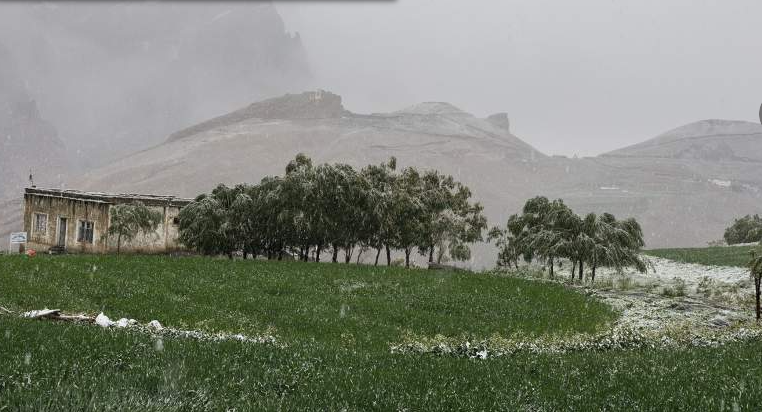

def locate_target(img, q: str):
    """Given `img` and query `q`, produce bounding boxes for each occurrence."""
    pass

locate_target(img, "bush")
[724,215,762,245]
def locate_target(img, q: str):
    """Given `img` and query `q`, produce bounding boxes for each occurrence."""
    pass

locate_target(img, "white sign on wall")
[10,232,27,244]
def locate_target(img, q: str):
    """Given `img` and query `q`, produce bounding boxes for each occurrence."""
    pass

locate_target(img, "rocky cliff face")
[0,2,311,167]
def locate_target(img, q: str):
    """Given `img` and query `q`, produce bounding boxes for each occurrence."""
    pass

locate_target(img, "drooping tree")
[107,202,163,254]
[416,170,487,265]
[178,195,226,256]
[491,196,646,280]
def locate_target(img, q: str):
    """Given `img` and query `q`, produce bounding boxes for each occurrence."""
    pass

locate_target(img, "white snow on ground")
[598,255,748,286]
[393,255,762,358]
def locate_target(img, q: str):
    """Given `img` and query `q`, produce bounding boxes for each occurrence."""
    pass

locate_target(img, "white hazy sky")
[277,0,762,156]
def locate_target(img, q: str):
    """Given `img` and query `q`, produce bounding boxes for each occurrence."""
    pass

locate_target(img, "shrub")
[724,215,762,245]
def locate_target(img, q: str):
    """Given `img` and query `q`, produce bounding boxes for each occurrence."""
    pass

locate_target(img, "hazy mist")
[278,0,762,156]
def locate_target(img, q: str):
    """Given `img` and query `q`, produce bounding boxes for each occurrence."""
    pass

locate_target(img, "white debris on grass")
[21,308,59,319]
[95,312,114,328]
[10,309,280,347]
[115,318,137,328]
[147,320,163,330]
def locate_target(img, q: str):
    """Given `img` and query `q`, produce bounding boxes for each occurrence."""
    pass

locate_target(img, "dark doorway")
[57,217,67,247]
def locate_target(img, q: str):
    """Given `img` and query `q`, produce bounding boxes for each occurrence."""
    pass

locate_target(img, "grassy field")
[1,255,762,410]
[645,244,759,267]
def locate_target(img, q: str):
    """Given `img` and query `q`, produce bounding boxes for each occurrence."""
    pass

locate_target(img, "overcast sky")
[277,0,762,156]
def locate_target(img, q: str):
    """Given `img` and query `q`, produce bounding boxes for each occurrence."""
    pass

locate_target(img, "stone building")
[22,187,192,254]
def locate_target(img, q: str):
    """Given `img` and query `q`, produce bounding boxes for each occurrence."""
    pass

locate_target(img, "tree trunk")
[754,276,762,323]
[228,251,234,260]
[332,244,339,263]
[116,233,122,255]
[405,248,411,268]
[374,248,381,266]
[571,260,577,279]
[345,249,352,264]
[549,258,554,278]
[316,246,321,263]
[578,260,584,281]
[386,245,391,266]
[356,248,364,264]
[429,246,434,263]
[278,251,283,261]
[591,265,597,283]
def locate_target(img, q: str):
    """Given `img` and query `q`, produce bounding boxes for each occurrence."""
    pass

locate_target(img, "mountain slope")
[603,119,762,162]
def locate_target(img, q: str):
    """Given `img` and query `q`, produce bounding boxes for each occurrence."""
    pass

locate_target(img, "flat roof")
[25,187,194,207]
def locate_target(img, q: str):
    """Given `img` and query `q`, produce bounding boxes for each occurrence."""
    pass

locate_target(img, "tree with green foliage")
[724,214,762,245]
[749,248,762,321]
[417,170,487,265]
[178,154,485,268]
[490,196,646,280]
[361,158,398,266]
[107,202,163,254]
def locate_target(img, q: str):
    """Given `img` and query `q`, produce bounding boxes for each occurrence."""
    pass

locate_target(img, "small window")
[34,213,48,236]
[77,220,95,244]
[173,217,180,225]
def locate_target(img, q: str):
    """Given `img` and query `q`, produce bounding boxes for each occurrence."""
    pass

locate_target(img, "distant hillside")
[603,119,762,162]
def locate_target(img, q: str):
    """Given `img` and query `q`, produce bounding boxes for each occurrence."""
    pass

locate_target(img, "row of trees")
[177,154,487,268]
[488,196,647,281]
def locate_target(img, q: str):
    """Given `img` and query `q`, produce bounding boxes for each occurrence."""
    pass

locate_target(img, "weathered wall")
[105,205,184,254]
[24,194,110,253]
[23,193,186,254]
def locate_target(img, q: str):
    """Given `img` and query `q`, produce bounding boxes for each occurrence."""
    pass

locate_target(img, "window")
[34,213,48,236]
[77,220,94,244]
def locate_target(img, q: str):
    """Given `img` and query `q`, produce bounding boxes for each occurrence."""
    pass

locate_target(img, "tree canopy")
[724,215,762,245]
[489,196,646,280]
[178,154,487,268]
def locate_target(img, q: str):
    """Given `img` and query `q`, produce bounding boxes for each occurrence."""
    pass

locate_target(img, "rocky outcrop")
[486,113,511,132]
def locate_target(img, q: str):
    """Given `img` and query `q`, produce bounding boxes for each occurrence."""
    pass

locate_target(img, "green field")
[1,255,762,410]
[644,245,759,267]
